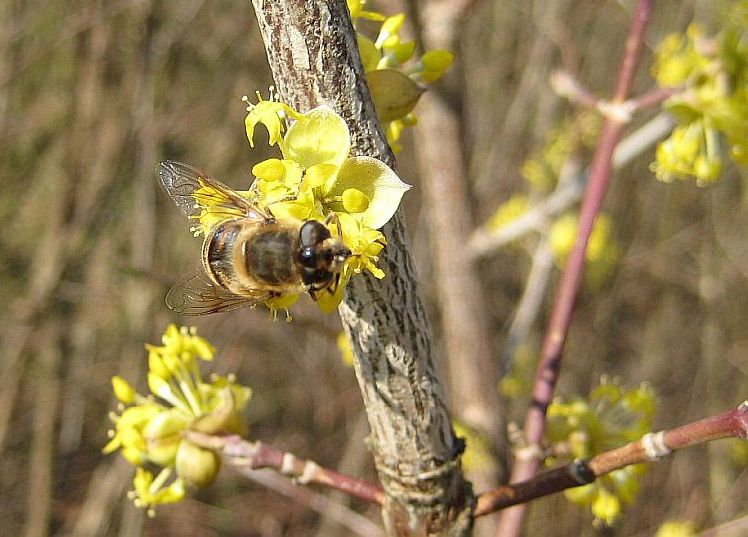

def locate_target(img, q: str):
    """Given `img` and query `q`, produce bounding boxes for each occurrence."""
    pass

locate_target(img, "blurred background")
[1,0,746,535]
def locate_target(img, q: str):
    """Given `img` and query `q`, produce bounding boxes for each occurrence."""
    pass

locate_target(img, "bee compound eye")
[299,220,330,248]
[299,246,315,265]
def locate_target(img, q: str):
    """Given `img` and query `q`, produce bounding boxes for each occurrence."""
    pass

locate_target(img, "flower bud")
[175,441,221,488]
[112,376,135,404]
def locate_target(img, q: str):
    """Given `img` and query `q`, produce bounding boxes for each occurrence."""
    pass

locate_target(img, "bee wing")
[156,160,273,223]
[165,271,272,315]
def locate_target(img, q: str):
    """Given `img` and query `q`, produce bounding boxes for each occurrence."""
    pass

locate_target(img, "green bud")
[175,441,221,488]
[143,410,189,466]
[367,69,425,122]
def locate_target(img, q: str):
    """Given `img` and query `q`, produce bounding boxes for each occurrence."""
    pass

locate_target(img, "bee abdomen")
[245,229,298,285]
[205,222,241,287]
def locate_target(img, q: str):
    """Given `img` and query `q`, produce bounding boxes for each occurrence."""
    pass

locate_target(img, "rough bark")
[250,2,472,535]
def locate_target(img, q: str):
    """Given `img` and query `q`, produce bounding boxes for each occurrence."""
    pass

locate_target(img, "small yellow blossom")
[112,376,136,404]
[243,89,300,148]
[453,421,495,473]
[546,378,655,526]
[655,520,697,537]
[485,195,530,233]
[105,325,251,512]
[346,1,453,152]
[651,10,748,184]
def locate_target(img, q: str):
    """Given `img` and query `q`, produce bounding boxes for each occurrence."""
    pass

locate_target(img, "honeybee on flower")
[158,92,410,316]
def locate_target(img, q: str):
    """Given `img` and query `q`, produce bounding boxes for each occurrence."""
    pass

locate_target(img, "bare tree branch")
[497,1,656,535]
[476,402,748,516]
[249,2,470,534]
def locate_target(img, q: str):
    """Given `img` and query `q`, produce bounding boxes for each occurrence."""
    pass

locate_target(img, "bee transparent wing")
[165,271,272,315]
[156,160,273,223]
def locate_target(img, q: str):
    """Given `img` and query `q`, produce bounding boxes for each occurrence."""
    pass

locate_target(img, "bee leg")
[308,288,318,302]
[328,272,342,294]
[324,212,343,237]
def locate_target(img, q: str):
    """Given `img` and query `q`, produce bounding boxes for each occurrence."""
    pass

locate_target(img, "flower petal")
[328,156,410,229]
[281,106,351,169]
[367,69,425,123]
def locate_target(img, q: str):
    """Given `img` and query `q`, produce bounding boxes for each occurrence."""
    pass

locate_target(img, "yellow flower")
[345,2,453,152]
[316,212,386,313]
[243,89,300,148]
[547,378,655,526]
[453,421,495,473]
[105,325,252,512]
[347,0,385,23]
[130,467,186,515]
[246,104,411,233]
[486,195,530,232]
[112,376,135,404]
[655,521,697,537]
[590,487,621,527]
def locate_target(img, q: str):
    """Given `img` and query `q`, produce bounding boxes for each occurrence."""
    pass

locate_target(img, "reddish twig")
[496,1,656,535]
[552,69,681,117]
[476,402,748,516]
[629,85,681,110]
[183,431,385,505]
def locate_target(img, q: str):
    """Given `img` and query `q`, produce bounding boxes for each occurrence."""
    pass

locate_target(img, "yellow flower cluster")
[104,325,251,515]
[245,96,409,312]
[190,92,410,314]
[652,4,748,185]
[348,0,454,152]
[545,377,656,527]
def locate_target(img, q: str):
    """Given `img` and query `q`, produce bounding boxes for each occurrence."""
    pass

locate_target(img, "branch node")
[737,401,748,438]
[569,458,596,485]
[281,452,296,475]
[642,431,671,460]
[514,444,544,462]
[596,100,635,123]
[298,461,321,485]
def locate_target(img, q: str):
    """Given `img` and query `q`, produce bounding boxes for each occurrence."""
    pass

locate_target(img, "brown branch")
[551,69,679,116]
[476,402,748,516]
[629,86,681,110]
[240,467,384,537]
[250,2,470,535]
[184,431,385,506]
[496,1,656,535]
[468,112,675,260]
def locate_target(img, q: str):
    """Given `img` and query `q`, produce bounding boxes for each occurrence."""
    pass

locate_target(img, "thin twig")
[468,113,675,260]
[496,2,656,535]
[629,86,681,110]
[476,402,748,516]
[500,156,580,376]
[184,431,385,505]
[700,513,748,537]
[242,468,384,537]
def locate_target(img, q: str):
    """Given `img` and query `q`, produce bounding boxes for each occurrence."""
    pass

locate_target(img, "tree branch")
[249,2,470,535]
[184,432,385,505]
[496,1,656,535]
[475,402,748,516]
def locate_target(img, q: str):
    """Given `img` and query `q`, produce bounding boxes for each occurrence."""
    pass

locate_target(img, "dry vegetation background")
[1,0,746,536]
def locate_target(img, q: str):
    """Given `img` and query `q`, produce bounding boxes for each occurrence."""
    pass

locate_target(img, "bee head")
[298,220,351,275]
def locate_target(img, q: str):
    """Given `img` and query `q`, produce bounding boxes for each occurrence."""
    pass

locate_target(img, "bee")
[156,160,351,315]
